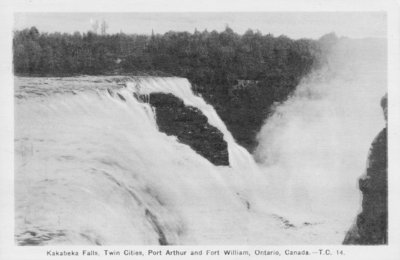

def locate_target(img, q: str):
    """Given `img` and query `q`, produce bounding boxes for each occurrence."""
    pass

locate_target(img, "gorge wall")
[343,94,388,245]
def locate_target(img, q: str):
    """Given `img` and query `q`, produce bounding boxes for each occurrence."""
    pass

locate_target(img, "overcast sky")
[14,12,386,39]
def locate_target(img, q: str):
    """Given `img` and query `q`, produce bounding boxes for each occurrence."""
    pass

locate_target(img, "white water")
[255,38,387,224]
[15,76,279,245]
[15,38,386,245]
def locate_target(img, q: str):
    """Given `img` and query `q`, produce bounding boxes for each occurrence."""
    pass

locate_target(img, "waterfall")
[15,76,271,245]
[15,37,386,245]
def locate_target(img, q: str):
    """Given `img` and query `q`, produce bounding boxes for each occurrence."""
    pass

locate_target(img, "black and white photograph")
[1,0,400,259]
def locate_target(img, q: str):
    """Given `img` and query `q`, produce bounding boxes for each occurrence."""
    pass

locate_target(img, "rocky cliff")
[343,94,388,245]
[146,93,229,166]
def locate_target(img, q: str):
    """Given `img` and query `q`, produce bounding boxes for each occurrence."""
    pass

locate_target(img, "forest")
[13,26,335,151]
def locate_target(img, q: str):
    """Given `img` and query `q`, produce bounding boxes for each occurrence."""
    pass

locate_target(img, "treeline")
[13,26,335,151]
[13,27,324,81]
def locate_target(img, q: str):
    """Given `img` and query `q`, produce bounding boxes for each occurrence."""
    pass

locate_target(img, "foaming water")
[255,38,387,225]
[15,76,276,245]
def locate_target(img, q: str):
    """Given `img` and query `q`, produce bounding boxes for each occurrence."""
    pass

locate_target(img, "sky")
[14,12,386,39]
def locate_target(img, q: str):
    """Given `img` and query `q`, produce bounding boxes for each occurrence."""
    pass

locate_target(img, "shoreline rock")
[146,93,229,166]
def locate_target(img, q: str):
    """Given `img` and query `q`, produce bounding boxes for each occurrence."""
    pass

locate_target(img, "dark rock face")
[343,95,388,245]
[147,93,229,166]
[197,77,302,153]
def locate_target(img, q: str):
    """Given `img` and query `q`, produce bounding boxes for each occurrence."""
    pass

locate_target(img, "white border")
[1,0,399,259]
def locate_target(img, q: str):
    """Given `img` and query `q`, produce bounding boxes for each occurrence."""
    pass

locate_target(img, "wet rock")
[147,93,229,166]
[343,94,387,245]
